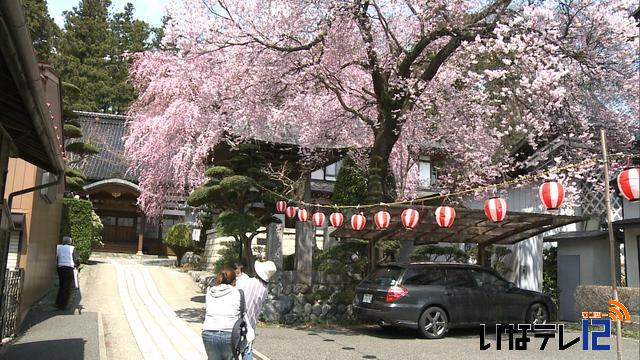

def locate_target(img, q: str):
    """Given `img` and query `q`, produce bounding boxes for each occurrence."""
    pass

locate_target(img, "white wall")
[622,198,640,287]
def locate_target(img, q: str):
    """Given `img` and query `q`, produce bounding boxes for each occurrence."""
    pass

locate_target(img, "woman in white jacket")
[202,267,241,360]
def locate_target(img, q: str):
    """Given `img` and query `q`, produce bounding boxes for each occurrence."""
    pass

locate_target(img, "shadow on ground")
[1,338,86,360]
[190,295,205,303]
[175,307,205,323]
[294,324,494,341]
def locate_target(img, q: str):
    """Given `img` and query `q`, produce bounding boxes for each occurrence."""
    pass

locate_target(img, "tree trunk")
[365,115,399,274]
[240,235,256,276]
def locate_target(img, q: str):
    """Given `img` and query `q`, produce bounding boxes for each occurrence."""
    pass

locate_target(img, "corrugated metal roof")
[66,111,138,182]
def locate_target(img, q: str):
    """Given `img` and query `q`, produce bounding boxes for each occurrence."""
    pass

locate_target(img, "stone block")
[304,303,312,315]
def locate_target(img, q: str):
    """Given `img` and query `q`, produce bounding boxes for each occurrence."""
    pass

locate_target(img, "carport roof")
[330,205,586,246]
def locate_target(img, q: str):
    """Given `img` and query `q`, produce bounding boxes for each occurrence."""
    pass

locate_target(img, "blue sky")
[47,0,170,28]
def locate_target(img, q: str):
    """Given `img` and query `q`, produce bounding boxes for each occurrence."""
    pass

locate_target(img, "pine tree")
[186,144,278,275]
[55,0,151,113]
[21,0,60,62]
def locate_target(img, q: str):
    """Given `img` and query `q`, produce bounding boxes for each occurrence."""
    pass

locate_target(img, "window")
[118,217,135,227]
[470,269,508,288]
[364,267,404,286]
[402,268,445,286]
[419,161,431,188]
[310,161,342,182]
[101,216,116,226]
[445,268,475,287]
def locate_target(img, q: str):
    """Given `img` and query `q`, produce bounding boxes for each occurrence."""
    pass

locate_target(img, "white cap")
[254,260,277,283]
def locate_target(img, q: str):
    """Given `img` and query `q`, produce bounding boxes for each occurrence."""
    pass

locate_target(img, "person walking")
[236,260,276,360]
[202,267,242,360]
[56,236,79,310]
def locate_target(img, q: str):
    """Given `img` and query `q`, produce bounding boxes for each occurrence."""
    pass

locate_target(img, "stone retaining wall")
[188,270,358,325]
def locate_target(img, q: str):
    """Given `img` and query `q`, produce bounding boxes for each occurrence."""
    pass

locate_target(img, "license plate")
[362,294,373,303]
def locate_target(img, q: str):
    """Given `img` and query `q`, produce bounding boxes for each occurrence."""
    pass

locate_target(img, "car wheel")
[526,303,549,325]
[418,306,448,339]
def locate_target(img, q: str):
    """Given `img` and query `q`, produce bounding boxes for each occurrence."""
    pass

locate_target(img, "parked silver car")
[353,262,557,339]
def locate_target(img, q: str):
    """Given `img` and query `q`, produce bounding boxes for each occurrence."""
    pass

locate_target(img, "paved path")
[253,324,639,360]
[112,260,206,360]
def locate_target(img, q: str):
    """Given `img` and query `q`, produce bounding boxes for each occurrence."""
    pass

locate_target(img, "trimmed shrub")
[164,223,193,266]
[61,198,99,263]
[575,286,639,315]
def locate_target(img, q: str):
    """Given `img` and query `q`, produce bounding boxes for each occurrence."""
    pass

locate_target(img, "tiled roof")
[66,111,138,182]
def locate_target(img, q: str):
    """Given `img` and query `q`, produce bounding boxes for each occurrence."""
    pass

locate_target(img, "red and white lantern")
[312,211,326,227]
[329,212,344,227]
[401,209,420,229]
[276,200,287,213]
[539,180,565,210]
[617,167,640,202]
[351,213,367,230]
[285,206,297,219]
[297,208,309,222]
[484,197,507,223]
[435,206,456,228]
[374,210,391,230]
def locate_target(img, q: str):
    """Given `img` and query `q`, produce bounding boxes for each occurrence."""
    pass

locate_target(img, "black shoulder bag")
[231,289,248,360]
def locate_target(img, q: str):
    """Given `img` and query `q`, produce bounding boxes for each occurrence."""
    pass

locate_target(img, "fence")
[1,268,23,340]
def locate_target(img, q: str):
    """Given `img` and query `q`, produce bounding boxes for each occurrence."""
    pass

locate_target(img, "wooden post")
[477,244,487,267]
[600,129,623,360]
[368,239,377,273]
[136,234,144,255]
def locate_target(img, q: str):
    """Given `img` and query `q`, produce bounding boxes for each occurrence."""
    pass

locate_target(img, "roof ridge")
[73,110,130,120]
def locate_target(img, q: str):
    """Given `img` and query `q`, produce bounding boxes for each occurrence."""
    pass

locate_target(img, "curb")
[98,312,108,360]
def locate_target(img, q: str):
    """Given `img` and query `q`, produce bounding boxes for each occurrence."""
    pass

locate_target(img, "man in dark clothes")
[56,236,79,309]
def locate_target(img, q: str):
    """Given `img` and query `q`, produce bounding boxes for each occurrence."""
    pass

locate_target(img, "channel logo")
[606,300,630,322]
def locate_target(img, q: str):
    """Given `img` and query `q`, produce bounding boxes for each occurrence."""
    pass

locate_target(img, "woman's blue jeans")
[202,330,233,360]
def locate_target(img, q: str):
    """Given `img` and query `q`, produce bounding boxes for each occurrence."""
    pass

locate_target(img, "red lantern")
[617,167,640,202]
[484,197,507,223]
[401,208,420,229]
[374,210,391,230]
[312,211,325,227]
[285,206,297,218]
[329,212,344,227]
[298,208,309,222]
[351,213,366,230]
[276,200,287,213]
[539,180,565,210]
[435,206,456,228]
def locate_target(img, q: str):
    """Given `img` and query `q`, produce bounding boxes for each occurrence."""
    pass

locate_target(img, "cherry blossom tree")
[125,0,639,218]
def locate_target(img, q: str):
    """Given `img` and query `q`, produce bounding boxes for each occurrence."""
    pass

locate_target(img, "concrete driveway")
[253,324,640,360]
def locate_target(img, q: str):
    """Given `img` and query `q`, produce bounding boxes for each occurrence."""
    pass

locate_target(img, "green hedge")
[60,198,96,263]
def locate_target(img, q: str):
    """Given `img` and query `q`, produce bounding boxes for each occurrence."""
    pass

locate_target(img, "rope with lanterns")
[267,155,639,232]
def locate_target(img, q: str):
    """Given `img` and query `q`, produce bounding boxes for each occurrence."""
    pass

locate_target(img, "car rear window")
[402,267,445,286]
[364,267,404,286]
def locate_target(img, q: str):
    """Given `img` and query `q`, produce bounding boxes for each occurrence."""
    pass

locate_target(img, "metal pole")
[600,129,623,360]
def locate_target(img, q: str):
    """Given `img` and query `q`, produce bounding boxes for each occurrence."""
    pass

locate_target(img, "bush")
[61,198,101,263]
[164,223,192,266]
[575,286,639,316]
[212,241,241,273]
[543,247,559,303]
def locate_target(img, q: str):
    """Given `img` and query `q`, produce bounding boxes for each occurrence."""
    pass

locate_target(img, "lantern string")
[255,153,639,211]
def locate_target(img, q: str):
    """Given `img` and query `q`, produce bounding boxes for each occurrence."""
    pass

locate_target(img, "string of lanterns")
[270,158,639,232]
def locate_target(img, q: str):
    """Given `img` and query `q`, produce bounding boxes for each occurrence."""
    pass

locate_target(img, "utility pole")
[600,129,623,360]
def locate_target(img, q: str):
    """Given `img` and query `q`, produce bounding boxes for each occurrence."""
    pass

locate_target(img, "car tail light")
[385,285,409,302]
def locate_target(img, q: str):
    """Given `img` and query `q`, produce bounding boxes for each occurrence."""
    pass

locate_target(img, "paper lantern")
[617,167,640,202]
[374,210,391,230]
[276,200,287,213]
[329,212,344,227]
[312,211,326,227]
[435,206,456,228]
[401,208,420,229]
[539,180,565,210]
[298,208,309,222]
[351,213,366,230]
[484,197,507,223]
[285,206,297,218]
